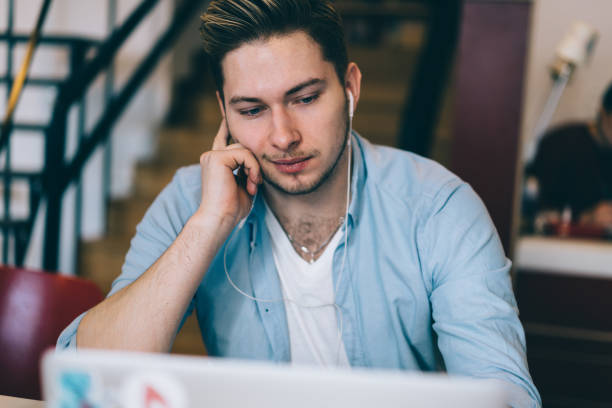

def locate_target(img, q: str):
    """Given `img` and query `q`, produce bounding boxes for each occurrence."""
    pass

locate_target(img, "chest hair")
[278,213,344,257]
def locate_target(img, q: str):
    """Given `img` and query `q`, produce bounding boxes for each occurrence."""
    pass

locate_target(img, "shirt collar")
[347,131,367,226]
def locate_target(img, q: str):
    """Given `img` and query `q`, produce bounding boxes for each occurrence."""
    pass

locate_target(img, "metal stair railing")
[0,33,100,266]
[1,0,207,272]
[0,0,94,267]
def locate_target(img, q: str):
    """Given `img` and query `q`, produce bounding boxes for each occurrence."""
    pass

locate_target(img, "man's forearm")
[76,214,230,352]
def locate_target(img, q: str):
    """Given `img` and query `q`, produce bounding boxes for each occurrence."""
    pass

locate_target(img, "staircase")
[76,38,448,355]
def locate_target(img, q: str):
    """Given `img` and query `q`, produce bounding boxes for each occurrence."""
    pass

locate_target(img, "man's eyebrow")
[228,78,326,106]
[228,96,262,106]
[285,78,326,96]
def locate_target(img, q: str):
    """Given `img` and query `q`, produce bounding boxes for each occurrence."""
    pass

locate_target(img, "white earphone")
[348,91,354,119]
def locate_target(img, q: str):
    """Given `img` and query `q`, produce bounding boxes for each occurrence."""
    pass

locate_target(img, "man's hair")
[603,81,612,114]
[200,0,348,101]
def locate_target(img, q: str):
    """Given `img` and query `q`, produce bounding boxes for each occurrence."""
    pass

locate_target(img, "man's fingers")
[210,148,262,186]
[246,178,259,196]
[212,119,230,151]
[225,143,245,151]
[210,121,257,182]
[230,150,262,184]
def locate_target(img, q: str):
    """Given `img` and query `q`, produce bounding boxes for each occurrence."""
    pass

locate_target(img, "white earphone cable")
[223,98,354,366]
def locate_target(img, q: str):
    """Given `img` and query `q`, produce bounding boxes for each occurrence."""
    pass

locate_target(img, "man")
[58,1,540,406]
[531,81,612,228]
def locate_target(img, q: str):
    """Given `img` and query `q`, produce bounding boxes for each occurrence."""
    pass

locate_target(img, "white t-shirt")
[264,203,350,367]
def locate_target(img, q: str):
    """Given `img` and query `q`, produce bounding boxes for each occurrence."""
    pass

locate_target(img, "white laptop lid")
[42,349,508,408]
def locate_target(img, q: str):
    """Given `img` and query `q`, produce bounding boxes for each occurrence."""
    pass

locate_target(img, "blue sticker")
[58,371,98,408]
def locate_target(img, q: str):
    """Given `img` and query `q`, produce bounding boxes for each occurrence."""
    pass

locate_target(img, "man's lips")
[272,157,309,164]
[270,157,312,173]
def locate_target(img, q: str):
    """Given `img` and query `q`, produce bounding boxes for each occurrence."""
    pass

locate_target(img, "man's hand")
[75,120,263,353]
[195,120,262,233]
[579,201,612,228]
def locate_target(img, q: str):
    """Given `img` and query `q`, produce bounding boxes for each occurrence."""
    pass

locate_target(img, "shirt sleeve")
[422,180,541,407]
[56,167,199,350]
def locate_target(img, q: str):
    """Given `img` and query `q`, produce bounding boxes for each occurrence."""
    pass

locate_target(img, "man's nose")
[269,106,301,151]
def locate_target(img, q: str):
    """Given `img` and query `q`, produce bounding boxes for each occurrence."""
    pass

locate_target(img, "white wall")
[521,0,612,145]
[0,0,175,273]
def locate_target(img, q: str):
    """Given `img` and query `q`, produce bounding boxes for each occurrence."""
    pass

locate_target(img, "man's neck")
[263,150,350,262]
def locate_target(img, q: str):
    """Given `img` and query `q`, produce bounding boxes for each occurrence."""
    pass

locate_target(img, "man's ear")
[216,91,226,119]
[344,62,362,114]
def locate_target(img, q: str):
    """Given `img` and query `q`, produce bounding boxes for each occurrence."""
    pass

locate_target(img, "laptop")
[42,349,508,408]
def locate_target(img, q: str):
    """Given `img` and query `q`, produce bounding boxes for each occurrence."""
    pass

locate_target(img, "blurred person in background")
[531,81,612,229]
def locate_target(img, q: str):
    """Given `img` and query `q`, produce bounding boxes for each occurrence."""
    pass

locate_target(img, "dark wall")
[450,0,532,254]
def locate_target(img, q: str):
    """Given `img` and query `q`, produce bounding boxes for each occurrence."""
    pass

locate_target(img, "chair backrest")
[0,266,104,400]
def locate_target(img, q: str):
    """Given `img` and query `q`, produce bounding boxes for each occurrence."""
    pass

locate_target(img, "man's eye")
[240,107,264,117]
[298,94,319,105]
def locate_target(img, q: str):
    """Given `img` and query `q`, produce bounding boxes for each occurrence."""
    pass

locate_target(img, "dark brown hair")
[200,0,348,101]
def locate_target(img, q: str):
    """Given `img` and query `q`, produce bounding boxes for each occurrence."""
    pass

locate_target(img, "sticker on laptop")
[120,372,187,408]
[56,371,102,408]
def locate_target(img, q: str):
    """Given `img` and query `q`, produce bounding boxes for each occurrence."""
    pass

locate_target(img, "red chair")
[0,266,104,400]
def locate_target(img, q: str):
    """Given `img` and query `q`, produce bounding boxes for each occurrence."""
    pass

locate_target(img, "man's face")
[219,31,358,195]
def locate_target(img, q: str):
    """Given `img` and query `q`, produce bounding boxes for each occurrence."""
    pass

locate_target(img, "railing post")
[42,43,87,272]
[103,0,117,235]
[42,105,67,272]
[74,42,88,275]
[397,0,461,157]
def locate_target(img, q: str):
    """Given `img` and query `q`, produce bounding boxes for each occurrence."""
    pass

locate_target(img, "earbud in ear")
[348,91,354,119]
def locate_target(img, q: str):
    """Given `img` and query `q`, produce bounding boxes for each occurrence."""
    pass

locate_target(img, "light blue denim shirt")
[58,133,540,407]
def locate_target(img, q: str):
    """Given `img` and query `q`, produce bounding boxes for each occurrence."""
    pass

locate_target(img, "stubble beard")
[262,115,350,196]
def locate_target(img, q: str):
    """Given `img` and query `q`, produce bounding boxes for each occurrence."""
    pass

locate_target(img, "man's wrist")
[187,210,237,246]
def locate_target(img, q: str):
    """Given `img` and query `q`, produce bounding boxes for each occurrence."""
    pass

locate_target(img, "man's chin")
[261,137,347,196]
[262,173,324,196]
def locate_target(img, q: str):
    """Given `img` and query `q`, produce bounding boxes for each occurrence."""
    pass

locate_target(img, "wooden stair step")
[349,46,419,81]
[154,127,216,167]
